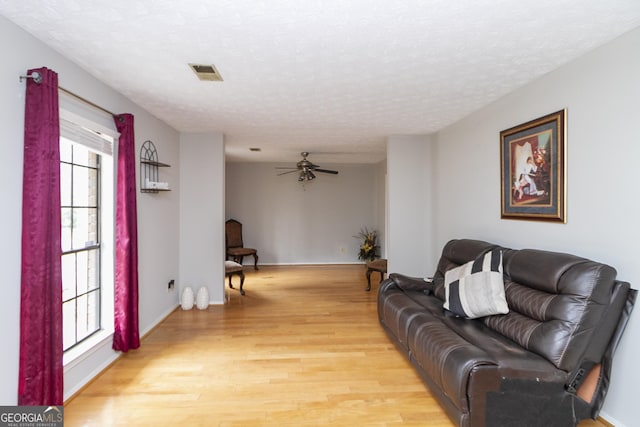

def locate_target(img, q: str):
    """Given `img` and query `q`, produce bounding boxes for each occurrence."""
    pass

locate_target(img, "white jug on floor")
[181,286,194,310]
[196,286,209,310]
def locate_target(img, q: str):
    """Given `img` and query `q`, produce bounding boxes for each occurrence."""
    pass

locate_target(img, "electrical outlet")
[339,246,345,253]
[168,279,175,290]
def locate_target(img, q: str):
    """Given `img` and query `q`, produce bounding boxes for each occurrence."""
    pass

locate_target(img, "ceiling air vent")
[189,63,223,81]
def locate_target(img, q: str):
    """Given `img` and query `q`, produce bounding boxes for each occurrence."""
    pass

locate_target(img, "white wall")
[179,133,226,304]
[386,135,434,278]
[226,162,383,264]
[0,15,181,403]
[134,118,181,337]
[373,160,387,257]
[431,28,640,427]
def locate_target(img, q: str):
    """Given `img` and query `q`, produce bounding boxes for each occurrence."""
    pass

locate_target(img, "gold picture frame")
[500,110,567,222]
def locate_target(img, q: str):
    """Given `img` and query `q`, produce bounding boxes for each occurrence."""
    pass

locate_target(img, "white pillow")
[444,249,509,319]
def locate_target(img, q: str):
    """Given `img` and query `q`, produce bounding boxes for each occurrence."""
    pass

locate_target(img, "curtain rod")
[58,87,117,118]
[20,70,119,119]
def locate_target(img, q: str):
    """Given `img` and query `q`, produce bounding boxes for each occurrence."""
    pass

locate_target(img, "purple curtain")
[113,114,140,352]
[18,67,63,405]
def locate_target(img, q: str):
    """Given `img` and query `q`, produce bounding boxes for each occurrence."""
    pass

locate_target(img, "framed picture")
[500,110,567,223]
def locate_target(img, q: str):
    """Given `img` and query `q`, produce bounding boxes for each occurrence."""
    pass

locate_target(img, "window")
[59,110,116,354]
[60,138,101,350]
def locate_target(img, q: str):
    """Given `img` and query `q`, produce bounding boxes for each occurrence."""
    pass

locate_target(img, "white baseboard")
[598,411,625,427]
[63,336,119,401]
[245,262,364,266]
[64,304,180,402]
[140,304,180,338]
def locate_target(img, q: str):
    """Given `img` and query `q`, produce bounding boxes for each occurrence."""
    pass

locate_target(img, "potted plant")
[354,227,379,262]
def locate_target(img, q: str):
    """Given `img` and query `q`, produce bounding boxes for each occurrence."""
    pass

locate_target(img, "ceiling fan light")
[279,152,338,182]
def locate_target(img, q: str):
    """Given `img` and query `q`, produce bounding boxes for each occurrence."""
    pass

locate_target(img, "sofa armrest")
[389,273,434,293]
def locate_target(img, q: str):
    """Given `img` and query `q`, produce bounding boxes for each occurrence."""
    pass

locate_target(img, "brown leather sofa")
[378,239,636,427]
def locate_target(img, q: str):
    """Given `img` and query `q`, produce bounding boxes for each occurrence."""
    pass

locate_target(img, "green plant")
[354,227,379,262]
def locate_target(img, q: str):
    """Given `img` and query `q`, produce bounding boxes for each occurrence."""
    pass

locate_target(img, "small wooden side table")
[365,259,387,291]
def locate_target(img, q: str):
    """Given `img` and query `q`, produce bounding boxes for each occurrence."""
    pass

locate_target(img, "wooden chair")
[225,260,245,295]
[225,219,259,270]
[365,259,387,291]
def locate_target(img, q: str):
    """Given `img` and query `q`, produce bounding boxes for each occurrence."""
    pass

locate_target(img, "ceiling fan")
[276,152,339,181]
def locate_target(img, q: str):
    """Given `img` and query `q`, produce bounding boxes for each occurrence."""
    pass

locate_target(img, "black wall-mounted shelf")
[140,140,171,193]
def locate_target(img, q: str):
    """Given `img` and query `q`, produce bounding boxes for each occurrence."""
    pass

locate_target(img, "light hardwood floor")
[65,265,606,426]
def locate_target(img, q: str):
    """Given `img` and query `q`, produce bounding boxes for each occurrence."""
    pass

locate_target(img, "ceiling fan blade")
[277,152,338,178]
[277,170,300,176]
[315,168,338,174]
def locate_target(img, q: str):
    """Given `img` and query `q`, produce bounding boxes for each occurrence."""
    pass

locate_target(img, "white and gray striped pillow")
[444,249,509,319]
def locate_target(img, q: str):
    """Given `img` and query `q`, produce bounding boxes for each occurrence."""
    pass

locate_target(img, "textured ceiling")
[2,1,640,164]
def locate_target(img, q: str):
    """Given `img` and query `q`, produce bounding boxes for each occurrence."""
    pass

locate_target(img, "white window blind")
[59,106,119,156]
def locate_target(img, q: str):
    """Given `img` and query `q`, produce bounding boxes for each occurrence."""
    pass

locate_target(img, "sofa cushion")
[490,249,620,371]
[432,239,498,301]
[408,314,497,413]
[444,249,508,319]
